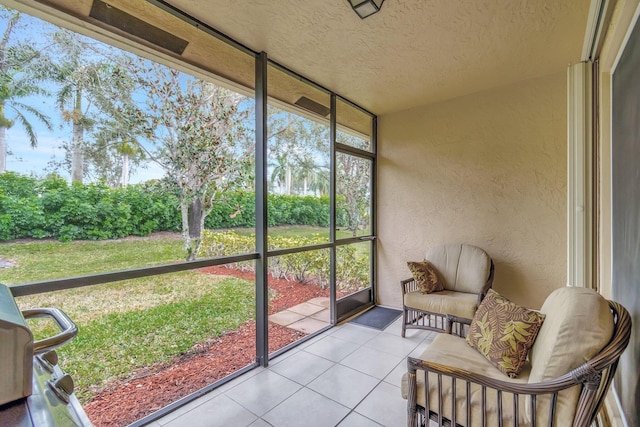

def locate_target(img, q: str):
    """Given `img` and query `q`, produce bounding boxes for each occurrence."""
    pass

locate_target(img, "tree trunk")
[188,197,203,240]
[71,121,83,183]
[121,153,129,187]
[348,201,358,237]
[180,201,191,260]
[71,89,83,183]
[183,197,203,261]
[0,125,6,173]
[0,16,19,174]
[286,167,292,195]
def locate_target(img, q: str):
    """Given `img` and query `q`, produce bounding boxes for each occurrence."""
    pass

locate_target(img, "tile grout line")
[162,319,431,426]
[258,339,414,425]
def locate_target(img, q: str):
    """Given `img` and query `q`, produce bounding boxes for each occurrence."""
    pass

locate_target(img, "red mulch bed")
[84,266,331,427]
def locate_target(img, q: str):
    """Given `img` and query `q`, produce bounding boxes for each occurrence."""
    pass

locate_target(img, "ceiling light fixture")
[349,0,385,19]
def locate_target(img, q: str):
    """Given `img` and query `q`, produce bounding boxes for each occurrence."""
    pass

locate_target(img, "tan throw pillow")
[466,289,545,378]
[407,261,445,294]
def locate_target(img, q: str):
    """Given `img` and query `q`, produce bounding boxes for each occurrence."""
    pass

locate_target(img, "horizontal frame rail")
[336,143,375,159]
[9,253,260,297]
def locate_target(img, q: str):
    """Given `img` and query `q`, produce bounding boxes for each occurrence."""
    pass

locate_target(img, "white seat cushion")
[401,334,530,426]
[404,290,478,319]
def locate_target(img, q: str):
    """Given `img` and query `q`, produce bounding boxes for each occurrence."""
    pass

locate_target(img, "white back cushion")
[529,287,613,382]
[427,244,491,294]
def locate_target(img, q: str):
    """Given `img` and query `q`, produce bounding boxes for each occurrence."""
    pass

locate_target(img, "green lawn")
[0,236,185,285]
[21,273,254,401]
[0,226,369,402]
[77,277,253,369]
[0,226,360,285]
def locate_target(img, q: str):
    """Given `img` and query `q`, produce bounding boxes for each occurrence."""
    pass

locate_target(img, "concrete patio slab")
[306,297,330,308]
[310,308,330,322]
[288,302,326,316]
[287,317,329,334]
[268,310,306,326]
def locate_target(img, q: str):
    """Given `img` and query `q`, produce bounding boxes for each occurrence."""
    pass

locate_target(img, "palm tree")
[91,121,144,187]
[269,152,293,194]
[117,139,137,187]
[294,154,320,195]
[309,165,330,196]
[47,29,119,182]
[89,67,147,187]
[0,7,53,173]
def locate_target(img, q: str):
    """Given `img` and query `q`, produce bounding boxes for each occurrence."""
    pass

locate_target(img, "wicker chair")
[401,287,632,427]
[401,244,494,337]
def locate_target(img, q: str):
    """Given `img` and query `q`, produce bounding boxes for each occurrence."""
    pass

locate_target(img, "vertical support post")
[255,51,269,366]
[329,94,337,325]
[567,62,594,289]
[370,115,378,304]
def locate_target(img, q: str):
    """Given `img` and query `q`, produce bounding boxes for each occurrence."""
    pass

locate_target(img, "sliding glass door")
[334,99,376,321]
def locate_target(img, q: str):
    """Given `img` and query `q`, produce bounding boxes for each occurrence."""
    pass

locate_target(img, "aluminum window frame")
[2,0,378,423]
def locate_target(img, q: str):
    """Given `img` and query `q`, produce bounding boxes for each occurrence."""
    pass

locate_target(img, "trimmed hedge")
[204,193,350,229]
[0,172,348,241]
[0,173,180,241]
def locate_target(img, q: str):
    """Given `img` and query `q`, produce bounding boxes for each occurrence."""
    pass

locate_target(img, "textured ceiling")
[164,0,592,115]
[25,0,591,116]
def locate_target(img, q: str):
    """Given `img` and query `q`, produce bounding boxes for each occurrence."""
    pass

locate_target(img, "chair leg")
[401,308,407,337]
[445,316,452,335]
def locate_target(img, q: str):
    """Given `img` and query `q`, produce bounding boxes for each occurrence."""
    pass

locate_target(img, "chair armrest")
[405,355,603,427]
[406,356,580,396]
[477,260,495,303]
[405,355,591,427]
[444,314,471,336]
[401,277,417,295]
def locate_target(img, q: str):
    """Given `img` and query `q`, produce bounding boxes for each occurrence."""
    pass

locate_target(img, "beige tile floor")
[151,316,437,427]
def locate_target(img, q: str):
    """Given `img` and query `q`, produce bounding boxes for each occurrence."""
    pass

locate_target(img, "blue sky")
[5,86,165,183]
[6,126,165,183]
[2,5,337,187]
[2,12,64,178]
[2,7,167,183]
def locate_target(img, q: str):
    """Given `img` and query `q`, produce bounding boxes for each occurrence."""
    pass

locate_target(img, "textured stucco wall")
[377,72,567,309]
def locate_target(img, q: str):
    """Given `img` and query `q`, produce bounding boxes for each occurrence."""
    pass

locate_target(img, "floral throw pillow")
[407,261,445,294]
[466,289,545,378]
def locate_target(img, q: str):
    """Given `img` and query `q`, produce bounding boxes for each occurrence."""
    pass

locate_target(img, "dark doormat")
[350,306,402,330]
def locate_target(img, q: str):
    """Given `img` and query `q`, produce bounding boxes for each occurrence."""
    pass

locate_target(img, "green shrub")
[336,245,369,292]
[0,172,39,198]
[198,230,368,292]
[267,194,332,227]
[205,192,255,229]
[199,229,255,257]
[0,174,183,241]
[0,213,11,241]
[199,230,255,271]
[0,172,342,242]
